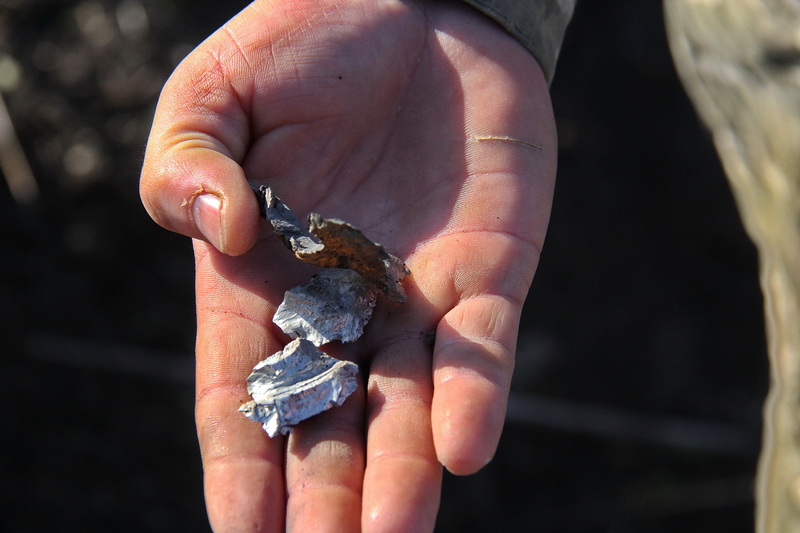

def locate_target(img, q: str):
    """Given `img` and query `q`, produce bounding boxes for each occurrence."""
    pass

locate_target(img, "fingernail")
[193,193,223,250]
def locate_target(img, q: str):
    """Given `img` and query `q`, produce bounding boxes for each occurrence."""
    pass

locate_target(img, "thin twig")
[26,332,194,384]
[506,393,758,457]
[0,92,38,204]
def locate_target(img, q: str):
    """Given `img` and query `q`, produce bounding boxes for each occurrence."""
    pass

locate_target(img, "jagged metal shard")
[273,268,378,346]
[239,339,359,437]
[244,186,410,436]
[256,186,409,302]
[260,185,324,255]
[304,214,410,302]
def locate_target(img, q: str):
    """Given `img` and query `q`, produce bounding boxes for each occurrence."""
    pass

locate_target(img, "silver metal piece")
[239,338,359,437]
[273,268,378,346]
[243,186,410,437]
[260,185,324,255]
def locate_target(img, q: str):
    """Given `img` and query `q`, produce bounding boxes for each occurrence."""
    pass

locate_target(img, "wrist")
[457,0,575,83]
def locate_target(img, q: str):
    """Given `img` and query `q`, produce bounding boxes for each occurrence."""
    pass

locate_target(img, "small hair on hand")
[472,135,544,151]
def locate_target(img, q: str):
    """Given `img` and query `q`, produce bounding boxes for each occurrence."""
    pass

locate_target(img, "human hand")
[140,0,556,530]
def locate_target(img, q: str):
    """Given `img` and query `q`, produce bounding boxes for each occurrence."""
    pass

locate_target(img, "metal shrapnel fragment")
[243,186,410,437]
[259,185,324,255]
[303,214,410,302]
[256,186,409,302]
[273,268,378,346]
[239,338,359,437]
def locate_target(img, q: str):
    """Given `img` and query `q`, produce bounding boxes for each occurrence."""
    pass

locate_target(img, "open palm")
[140,0,556,530]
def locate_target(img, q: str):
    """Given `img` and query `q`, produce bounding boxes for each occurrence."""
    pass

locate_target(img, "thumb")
[140,139,260,257]
[139,29,261,257]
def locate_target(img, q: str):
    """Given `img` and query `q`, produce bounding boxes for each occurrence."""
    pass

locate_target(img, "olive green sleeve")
[460,0,576,83]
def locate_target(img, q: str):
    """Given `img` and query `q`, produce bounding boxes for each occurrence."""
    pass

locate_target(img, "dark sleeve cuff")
[460,0,575,83]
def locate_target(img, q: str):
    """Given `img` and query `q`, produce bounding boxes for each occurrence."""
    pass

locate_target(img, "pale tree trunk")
[664,1,800,530]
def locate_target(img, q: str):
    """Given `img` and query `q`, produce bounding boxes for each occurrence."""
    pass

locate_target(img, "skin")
[140,0,557,531]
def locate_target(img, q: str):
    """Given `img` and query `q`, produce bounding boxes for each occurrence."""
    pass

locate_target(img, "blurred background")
[0,1,766,531]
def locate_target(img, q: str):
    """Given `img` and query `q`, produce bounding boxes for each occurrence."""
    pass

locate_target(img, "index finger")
[193,240,287,532]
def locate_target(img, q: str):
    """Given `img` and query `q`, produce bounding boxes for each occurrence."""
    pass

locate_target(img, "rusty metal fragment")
[302,214,409,302]
[273,268,378,346]
[256,186,409,302]
[239,338,359,437]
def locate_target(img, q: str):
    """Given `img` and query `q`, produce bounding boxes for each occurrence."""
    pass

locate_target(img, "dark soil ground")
[1,1,766,531]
